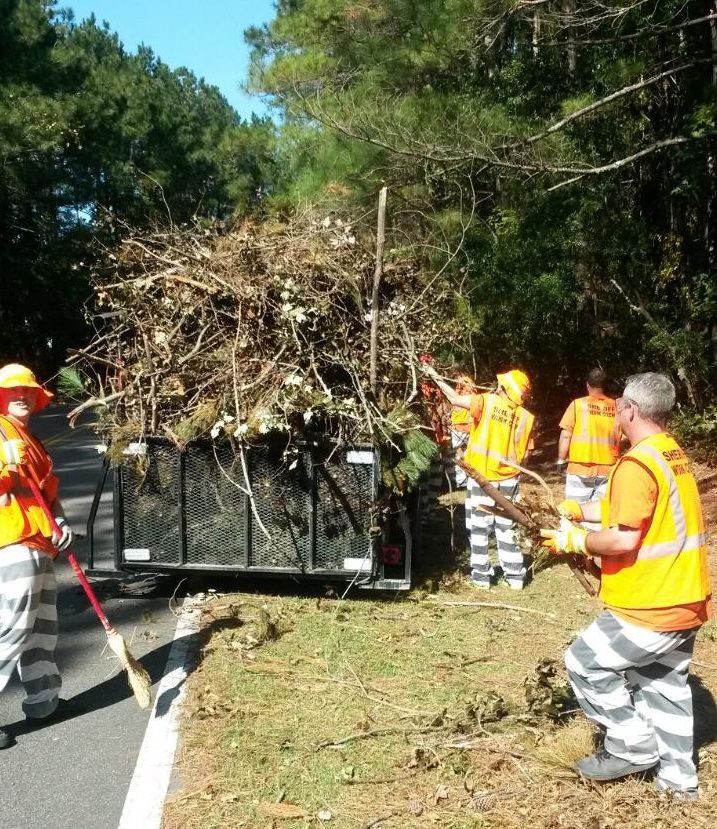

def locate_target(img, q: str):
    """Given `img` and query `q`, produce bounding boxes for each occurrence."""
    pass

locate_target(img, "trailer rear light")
[382,545,403,565]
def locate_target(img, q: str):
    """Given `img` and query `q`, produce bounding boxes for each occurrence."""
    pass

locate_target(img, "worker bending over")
[0,365,73,751]
[423,365,534,590]
[543,373,712,799]
[557,367,620,507]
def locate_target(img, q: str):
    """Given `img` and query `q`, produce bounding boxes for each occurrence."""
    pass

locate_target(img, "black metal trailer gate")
[88,438,414,590]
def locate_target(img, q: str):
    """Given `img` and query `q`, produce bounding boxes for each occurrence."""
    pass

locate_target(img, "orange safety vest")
[450,406,471,434]
[600,433,711,609]
[568,395,620,467]
[463,393,535,481]
[0,416,57,552]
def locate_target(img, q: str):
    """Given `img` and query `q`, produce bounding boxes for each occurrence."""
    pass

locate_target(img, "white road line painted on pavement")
[117,602,202,829]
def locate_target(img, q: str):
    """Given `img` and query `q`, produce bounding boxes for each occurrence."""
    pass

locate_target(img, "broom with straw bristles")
[23,470,152,709]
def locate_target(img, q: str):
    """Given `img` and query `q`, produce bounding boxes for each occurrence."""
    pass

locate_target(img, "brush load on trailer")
[72,212,460,587]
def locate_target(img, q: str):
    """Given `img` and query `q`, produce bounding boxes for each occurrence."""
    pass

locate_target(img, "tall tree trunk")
[532,10,540,58]
[711,2,717,85]
[708,4,717,358]
[564,0,576,74]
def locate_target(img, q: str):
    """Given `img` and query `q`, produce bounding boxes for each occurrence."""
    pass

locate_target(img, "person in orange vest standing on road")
[422,365,534,590]
[542,373,712,799]
[556,368,620,509]
[0,364,73,751]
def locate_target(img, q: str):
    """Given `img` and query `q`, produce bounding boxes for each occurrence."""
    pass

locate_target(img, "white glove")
[52,517,74,552]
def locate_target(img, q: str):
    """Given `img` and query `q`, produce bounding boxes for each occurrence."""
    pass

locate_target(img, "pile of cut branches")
[69,211,463,487]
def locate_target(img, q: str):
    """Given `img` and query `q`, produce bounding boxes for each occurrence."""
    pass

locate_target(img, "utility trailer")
[87,437,417,590]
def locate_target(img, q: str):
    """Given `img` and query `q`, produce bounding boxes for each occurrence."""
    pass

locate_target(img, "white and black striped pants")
[465,476,525,587]
[420,455,446,524]
[420,437,471,524]
[564,473,609,533]
[564,473,609,504]
[566,610,698,794]
[0,545,61,719]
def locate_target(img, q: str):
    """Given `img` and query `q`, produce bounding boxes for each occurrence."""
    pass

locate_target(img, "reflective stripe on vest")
[568,396,619,466]
[599,433,711,609]
[463,394,535,482]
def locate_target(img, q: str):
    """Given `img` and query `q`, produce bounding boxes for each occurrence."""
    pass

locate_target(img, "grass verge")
[162,471,717,829]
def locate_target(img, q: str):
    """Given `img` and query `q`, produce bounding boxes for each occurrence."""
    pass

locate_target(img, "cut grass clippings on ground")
[162,471,717,829]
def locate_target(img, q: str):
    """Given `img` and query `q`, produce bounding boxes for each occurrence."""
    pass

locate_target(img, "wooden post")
[369,186,387,393]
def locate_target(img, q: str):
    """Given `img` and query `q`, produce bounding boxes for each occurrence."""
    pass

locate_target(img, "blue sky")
[64,1,277,119]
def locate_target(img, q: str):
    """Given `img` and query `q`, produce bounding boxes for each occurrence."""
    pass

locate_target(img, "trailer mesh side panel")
[121,445,180,563]
[314,453,374,570]
[117,440,390,579]
[183,444,246,566]
[248,445,312,569]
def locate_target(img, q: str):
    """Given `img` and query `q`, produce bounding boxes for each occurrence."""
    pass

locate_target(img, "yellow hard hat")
[0,364,54,411]
[496,369,530,405]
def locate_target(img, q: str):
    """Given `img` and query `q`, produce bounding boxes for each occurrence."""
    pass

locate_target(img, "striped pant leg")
[448,431,469,488]
[626,634,698,793]
[465,477,493,585]
[565,474,603,533]
[593,476,609,500]
[442,445,457,492]
[564,474,594,503]
[493,478,525,587]
[0,545,61,718]
[566,611,696,779]
[420,456,444,524]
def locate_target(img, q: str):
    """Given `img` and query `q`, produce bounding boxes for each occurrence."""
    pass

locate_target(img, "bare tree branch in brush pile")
[71,213,465,481]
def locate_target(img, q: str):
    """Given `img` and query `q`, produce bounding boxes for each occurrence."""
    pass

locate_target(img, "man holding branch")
[422,364,534,590]
[542,372,713,799]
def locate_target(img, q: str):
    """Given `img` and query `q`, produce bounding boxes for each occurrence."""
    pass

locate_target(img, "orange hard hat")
[0,364,54,411]
[496,369,530,405]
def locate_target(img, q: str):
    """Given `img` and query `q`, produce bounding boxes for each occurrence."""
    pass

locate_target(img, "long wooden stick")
[457,460,596,597]
[369,186,387,393]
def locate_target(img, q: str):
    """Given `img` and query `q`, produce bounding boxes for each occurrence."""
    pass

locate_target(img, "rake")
[24,470,153,709]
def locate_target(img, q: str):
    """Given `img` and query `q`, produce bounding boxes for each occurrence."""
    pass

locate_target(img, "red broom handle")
[23,470,113,634]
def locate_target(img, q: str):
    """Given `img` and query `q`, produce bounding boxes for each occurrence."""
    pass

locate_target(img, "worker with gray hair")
[543,372,713,799]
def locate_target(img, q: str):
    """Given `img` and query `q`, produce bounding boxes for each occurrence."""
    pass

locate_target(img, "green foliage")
[246,0,717,412]
[671,406,717,465]
[0,1,277,372]
[382,408,439,492]
[55,366,86,402]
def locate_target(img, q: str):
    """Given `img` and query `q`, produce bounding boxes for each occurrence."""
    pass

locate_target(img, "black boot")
[0,727,13,750]
[24,698,83,728]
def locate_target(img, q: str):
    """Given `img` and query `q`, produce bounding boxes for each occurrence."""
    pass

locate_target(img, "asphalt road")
[0,407,188,829]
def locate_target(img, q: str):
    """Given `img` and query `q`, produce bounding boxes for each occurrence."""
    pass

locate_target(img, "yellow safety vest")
[0,416,56,551]
[463,393,534,482]
[568,395,620,467]
[450,406,471,434]
[600,432,711,609]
